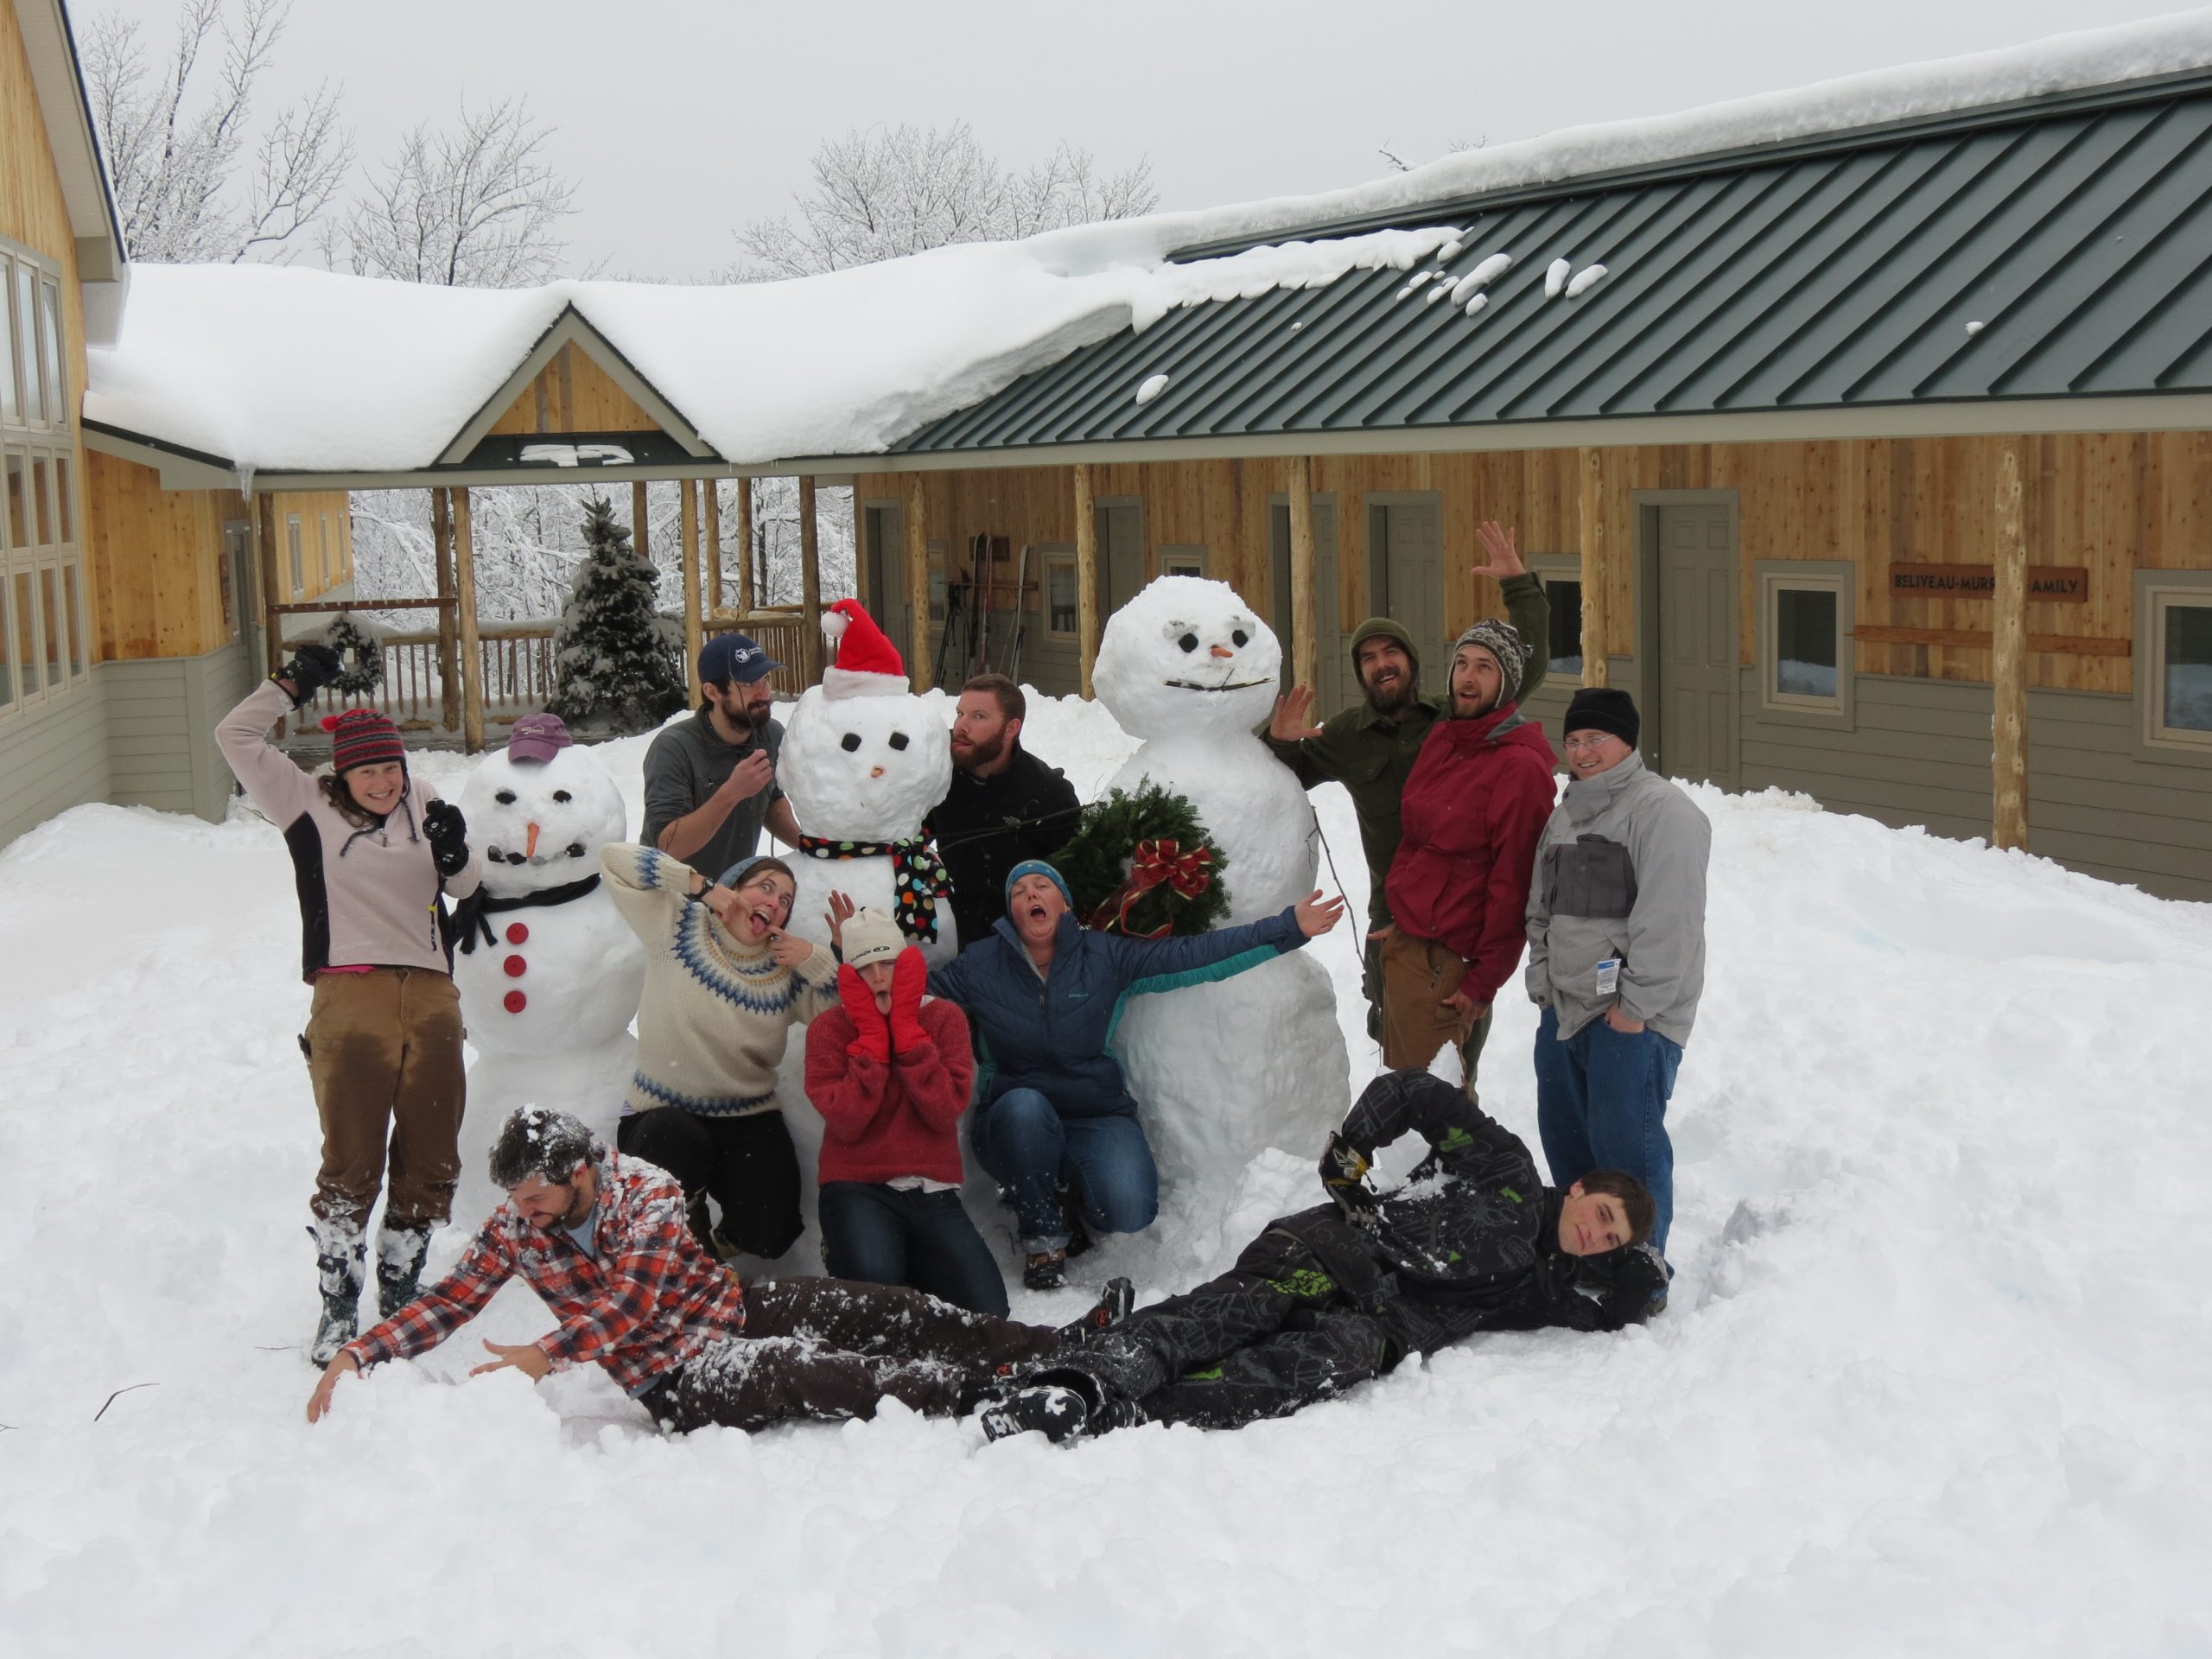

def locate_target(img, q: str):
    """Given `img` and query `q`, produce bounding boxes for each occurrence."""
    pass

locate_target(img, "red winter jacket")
[1384,705,1560,1007]
[804,997,975,1186]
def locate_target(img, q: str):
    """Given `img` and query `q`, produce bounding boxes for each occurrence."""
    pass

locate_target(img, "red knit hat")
[819,599,908,700]
[322,708,405,772]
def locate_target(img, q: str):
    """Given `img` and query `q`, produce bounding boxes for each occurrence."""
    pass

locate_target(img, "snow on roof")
[83,10,2212,474]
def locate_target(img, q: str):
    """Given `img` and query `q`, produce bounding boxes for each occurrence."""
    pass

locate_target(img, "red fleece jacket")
[1384,705,1559,1007]
[804,997,974,1186]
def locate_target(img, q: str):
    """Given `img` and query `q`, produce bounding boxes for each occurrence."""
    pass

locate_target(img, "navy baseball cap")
[699,632,781,685]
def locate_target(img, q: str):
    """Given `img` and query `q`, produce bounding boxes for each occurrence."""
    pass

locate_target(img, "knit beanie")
[842,907,906,972]
[322,708,404,773]
[1562,687,1640,748]
[1451,619,1529,707]
[1004,859,1074,910]
[1348,616,1421,690]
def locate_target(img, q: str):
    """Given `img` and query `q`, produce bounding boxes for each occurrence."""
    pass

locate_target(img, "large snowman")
[450,713,645,1224]
[770,599,957,1270]
[1096,575,1351,1266]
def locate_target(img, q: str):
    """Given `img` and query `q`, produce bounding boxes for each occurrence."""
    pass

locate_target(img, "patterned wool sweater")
[601,843,837,1117]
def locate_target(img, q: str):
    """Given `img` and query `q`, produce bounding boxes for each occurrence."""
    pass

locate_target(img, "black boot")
[375,1218,434,1319]
[308,1216,366,1366]
[980,1372,1146,1445]
[1059,1187,1094,1260]
[1023,1249,1068,1292]
[1058,1277,1135,1342]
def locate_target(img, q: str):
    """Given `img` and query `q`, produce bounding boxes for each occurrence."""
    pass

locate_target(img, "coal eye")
[566,842,585,857]
[552,790,572,804]
[495,789,516,804]
[1178,632,1198,653]
[888,732,910,751]
[1232,629,1249,647]
[840,732,861,752]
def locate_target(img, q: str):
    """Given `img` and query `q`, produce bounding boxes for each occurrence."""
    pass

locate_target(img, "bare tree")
[733,121,1157,280]
[334,98,577,288]
[86,0,351,264]
[1377,136,1485,174]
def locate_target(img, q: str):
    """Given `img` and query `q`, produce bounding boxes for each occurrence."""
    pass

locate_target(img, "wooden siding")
[0,0,88,425]
[487,341,660,437]
[101,643,252,820]
[0,670,106,845]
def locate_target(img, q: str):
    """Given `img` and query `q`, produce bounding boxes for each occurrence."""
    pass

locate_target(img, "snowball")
[1135,372,1172,406]
[1465,294,1488,316]
[1967,319,1986,334]
[1566,263,1608,296]
[1545,257,1573,296]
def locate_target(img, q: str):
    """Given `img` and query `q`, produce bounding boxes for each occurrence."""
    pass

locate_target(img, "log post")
[680,478,703,704]
[453,486,486,753]
[905,474,932,693]
[1075,462,1099,700]
[631,480,651,564]
[1993,443,2030,852]
[250,493,279,677]
[798,475,823,686]
[734,478,757,614]
[431,487,458,732]
[1287,456,1319,694]
[1578,448,1608,690]
[703,479,723,614]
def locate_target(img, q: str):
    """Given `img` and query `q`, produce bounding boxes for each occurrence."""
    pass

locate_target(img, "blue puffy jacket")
[930,908,1307,1118]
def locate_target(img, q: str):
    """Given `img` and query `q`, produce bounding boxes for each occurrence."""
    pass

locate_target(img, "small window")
[39,565,62,688]
[1045,553,1079,639]
[3,449,23,548]
[16,266,41,423]
[31,454,52,546]
[0,572,14,712]
[2145,583,2212,752]
[288,515,305,597]
[38,279,64,418]
[54,453,72,542]
[0,267,17,424]
[12,567,39,702]
[1758,563,1853,720]
[318,512,332,586]
[220,524,248,638]
[1159,544,1206,579]
[61,563,84,679]
[1525,556,1586,685]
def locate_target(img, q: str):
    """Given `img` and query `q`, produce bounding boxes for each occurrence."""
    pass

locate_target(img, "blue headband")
[1005,860,1073,909]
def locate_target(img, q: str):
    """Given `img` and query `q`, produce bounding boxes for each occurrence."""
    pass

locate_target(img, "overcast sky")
[87,0,2196,281]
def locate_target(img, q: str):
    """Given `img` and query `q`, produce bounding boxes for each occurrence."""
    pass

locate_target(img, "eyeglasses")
[1561,734,1618,753]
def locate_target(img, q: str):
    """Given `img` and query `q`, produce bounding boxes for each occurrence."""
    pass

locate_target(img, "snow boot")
[1059,1187,1094,1260]
[1058,1277,1136,1341]
[308,1216,367,1366]
[374,1218,434,1319]
[1023,1249,1068,1292]
[980,1373,1145,1445]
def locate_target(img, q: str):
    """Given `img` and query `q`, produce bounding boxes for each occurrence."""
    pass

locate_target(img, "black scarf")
[451,873,604,954]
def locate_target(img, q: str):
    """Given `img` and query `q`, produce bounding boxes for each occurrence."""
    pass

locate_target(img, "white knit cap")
[842,907,905,971]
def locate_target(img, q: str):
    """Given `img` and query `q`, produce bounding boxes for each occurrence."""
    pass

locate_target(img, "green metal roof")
[893,73,2212,455]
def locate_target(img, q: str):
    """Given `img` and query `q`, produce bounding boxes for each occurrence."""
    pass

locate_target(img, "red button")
[505,922,530,944]
[504,989,527,1014]
[503,955,527,978]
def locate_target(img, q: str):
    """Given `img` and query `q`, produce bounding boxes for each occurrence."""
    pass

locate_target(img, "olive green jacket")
[1262,574,1550,927]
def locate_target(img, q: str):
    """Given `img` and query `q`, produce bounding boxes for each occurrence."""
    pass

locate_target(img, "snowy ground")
[3,690,2209,1657]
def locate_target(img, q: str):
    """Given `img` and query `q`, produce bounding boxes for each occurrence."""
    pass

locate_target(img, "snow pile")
[85,11,2212,473]
[3,688,2212,1653]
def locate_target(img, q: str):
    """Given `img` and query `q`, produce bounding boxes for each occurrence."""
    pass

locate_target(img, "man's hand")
[1318,1133,1380,1227]
[1604,1006,1646,1035]
[1293,890,1345,938]
[306,1351,359,1424]
[1443,989,1488,1024]
[1269,686,1325,742]
[1366,922,1397,944]
[469,1339,553,1382]
[1470,521,1527,582]
[766,927,813,969]
[717,748,775,804]
[824,890,855,950]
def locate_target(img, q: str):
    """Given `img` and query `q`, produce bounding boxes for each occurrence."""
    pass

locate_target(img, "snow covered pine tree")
[546,494,686,735]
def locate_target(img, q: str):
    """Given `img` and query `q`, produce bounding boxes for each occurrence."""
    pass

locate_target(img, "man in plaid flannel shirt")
[308,1107,1063,1433]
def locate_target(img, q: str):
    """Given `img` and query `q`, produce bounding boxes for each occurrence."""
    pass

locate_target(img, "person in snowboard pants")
[307,1107,1127,1432]
[215,648,480,1366]
[979,1069,1666,1443]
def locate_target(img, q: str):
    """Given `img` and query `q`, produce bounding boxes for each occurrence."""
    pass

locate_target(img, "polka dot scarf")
[795,834,953,944]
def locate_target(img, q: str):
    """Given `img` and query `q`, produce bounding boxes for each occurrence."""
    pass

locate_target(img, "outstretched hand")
[1470,520,1527,582]
[469,1338,552,1382]
[824,890,855,949]
[1293,890,1346,938]
[305,1351,358,1423]
[1269,685,1325,742]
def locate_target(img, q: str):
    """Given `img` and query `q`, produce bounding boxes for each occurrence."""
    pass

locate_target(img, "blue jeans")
[969,1087,1159,1252]
[1532,1006,1682,1254]
[817,1182,1009,1319]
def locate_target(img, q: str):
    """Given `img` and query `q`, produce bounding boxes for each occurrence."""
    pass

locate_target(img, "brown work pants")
[1378,930,1492,1094]
[302,967,466,1231]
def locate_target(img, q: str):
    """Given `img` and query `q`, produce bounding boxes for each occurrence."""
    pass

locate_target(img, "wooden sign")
[1888,564,2088,602]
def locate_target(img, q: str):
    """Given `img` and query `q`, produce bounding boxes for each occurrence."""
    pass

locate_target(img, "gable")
[486,340,661,438]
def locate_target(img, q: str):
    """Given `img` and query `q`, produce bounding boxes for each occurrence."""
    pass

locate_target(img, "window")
[288,514,305,597]
[1,240,86,721]
[1757,562,1853,721]
[38,279,64,416]
[1045,553,1079,639]
[16,264,41,424]
[0,274,16,423]
[1159,545,1206,579]
[2142,577,2212,753]
[318,511,332,588]
[1525,555,1586,685]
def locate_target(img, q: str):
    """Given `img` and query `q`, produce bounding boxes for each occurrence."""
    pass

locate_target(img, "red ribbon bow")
[1093,839,1215,938]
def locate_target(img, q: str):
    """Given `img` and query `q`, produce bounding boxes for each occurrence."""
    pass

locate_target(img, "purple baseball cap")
[507,712,575,765]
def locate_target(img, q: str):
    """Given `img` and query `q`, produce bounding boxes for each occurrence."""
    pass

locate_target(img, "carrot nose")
[1211,645,1234,658]
[869,766,885,779]
[524,822,540,858]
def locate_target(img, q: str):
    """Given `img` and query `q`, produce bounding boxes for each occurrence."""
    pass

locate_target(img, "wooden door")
[1096,501,1145,619]
[862,504,910,664]
[1369,499,1445,666]
[1653,503,1738,787]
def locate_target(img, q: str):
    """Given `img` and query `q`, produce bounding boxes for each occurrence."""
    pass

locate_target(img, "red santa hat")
[819,599,908,700]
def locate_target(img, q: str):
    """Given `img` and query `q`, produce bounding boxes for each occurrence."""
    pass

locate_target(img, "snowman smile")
[1164,677,1270,691]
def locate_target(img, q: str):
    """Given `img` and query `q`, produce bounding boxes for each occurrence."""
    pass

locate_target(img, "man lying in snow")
[305,1106,1110,1432]
[977,1068,1666,1444]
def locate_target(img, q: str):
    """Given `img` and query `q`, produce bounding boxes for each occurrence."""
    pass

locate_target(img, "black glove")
[276,643,342,709]
[422,800,470,879]
[1318,1132,1378,1225]
[1560,1242,1671,1328]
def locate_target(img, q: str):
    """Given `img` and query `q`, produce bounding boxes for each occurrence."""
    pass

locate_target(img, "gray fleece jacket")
[1524,752,1710,1046]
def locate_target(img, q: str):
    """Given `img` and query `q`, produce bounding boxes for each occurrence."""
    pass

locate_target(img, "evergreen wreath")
[322,615,384,696]
[1054,781,1231,938]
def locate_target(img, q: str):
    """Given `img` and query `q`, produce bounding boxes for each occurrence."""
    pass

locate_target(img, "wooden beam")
[703,479,723,613]
[631,480,650,564]
[1287,456,1319,693]
[680,478,703,703]
[798,475,823,686]
[431,487,458,733]
[1851,625,2127,657]
[252,493,282,679]
[1577,448,1608,689]
[1075,462,1100,700]
[453,486,486,753]
[734,477,756,614]
[906,475,932,693]
[1992,443,2029,852]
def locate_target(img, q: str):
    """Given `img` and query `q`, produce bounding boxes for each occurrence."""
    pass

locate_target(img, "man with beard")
[925,674,1081,949]
[644,633,802,874]
[1265,521,1549,1035]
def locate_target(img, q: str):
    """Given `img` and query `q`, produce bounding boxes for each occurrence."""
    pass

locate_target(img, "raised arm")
[214,679,321,825]
[599,842,693,941]
[1112,905,1308,998]
[1334,1068,1541,1193]
[343,1224,516,1370]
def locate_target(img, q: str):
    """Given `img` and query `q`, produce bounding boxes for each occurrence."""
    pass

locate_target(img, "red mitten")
[837,963,891,1065]
[887,946,930,1055]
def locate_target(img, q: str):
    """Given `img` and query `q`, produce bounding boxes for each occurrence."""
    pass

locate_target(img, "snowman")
[1093,575,1352,1267]
[449,712,646,1224]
